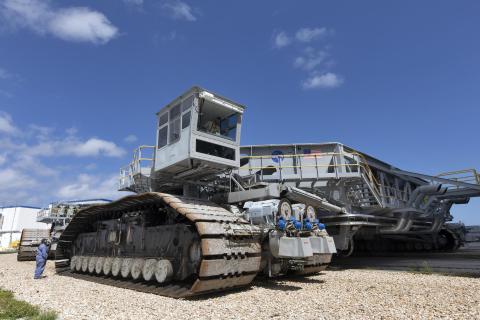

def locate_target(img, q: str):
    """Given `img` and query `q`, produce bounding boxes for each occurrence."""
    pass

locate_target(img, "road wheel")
[121,258,134,278]
[103,257,113,276]
[155,259,173,283]
[131,258,145,280]
[95,257,105,274]
[278,199,293,220]
[304,205,316,220]
[142,259,157,281]
[70,256,77,271]
[111,257,123,277]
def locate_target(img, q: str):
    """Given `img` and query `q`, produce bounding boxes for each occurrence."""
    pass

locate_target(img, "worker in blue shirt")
[34,239,49,279]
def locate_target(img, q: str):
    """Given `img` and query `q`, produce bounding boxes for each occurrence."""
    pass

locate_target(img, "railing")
[351,152,384,206]
[237,151,385,207]
[119,145,155,189]
[37,207,74,220]
[238,152,359,178]
[37,208,51,220]
[436,168,480,189]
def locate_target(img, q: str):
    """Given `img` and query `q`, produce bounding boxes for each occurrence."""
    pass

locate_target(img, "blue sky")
[0,0,479,224]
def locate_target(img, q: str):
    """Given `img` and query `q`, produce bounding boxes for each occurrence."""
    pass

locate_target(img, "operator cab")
[154,87,244,182]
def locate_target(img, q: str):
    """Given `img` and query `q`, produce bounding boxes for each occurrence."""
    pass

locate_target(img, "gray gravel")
[0,253,479,320]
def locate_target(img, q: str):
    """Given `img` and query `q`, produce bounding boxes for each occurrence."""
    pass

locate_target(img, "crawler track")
[17,229,51,261]
[55,193,263,298]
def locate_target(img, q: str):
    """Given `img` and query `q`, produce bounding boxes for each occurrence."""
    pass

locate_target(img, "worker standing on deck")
[34,239,49,279]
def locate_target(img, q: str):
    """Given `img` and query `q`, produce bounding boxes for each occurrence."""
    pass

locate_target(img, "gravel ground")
[0,253,479,320]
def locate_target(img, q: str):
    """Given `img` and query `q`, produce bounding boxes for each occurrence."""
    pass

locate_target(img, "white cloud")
[57,174,128,200]
[294,48,328,71]
[66,127,78,136]
[25,141,55,157]
[124,134,138,143]
[165,30,177,41]
[0,112,17,134]
[0,90,13,98]
[0,68,10,79]
[1,0,49,30]
[1,0,118,44]
[272,26,341,89]
[164,1,196,21]
[69,138,125,157]
[295,27,330,43]
[274,31,291,48]
[49,8,118,44]
[123,0,143,5]
[29,124,53,140]
[274,27,331,49]
[0,113,129,206]
[85,163,97,170]
[0,168,37,191]
[24,137,126,158]
[302,73,344,90]
[15,151,59,177]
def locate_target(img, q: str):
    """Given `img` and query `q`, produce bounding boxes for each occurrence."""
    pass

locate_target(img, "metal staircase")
[118,146,154,193]
[345,179,381,208]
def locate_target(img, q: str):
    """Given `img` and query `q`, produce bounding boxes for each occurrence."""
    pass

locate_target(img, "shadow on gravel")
[282,275,326,284]
[185,286,254,300]
[329,247,480,278]
[187,275,326,299]
[252,279,302,292]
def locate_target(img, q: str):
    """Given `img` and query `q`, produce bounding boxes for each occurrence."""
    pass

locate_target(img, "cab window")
[197,100,240,141]
[158,112,169,149]
[169,104,181,144]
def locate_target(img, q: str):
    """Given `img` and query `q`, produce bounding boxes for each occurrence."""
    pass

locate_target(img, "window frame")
[220,113,238,141]
[157,111,169,150]
[158,113,168,127]
[169,117,181,144]
[182,110,191,130]
[182,95,194,112]
[157,125,168,149]
[197,109,240,142]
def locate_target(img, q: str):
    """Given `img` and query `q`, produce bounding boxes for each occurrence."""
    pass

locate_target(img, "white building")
[0,206,45,249]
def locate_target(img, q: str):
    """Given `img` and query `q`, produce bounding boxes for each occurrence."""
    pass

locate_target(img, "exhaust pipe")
[421,215,444,233]
[379,213,413,233]
[413,186,447,208]
[407,184,442,207]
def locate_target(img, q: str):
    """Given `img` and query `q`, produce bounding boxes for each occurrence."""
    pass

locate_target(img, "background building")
[0,206,46,249]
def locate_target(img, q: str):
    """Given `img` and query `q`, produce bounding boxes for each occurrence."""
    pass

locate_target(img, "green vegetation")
[407,261,433,275]
[0,289,56,320]
[418,261,434,274]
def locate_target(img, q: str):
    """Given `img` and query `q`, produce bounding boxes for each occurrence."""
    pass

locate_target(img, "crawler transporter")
[55,87,337,298]
[236,145,479,255]
[17,200,111,261]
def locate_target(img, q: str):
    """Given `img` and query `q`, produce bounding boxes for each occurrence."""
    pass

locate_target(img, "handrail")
[437,168,478,177]
[244,152,352,159]
[244,163,360,170]
[436,168,480,186]
[239,152,360,173]
[239,151,385,206]
[351,152,384,205]
[119,145,155,189]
